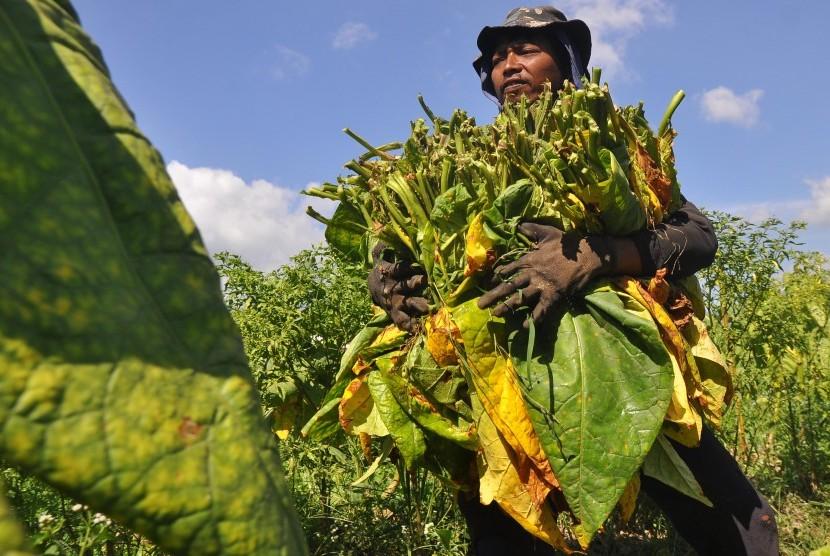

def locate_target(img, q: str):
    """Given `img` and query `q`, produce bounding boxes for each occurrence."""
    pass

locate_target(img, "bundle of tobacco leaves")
[301,70,732,550]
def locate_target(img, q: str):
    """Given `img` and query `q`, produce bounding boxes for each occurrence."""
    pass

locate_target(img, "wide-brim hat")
[473,6,592,99]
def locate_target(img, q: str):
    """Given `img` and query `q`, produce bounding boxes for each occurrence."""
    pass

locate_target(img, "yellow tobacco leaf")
[474,393,570,553]
[352,324,408,375]
[618,278,703,447]
[339,375,389,437]
[464,213,496,277]
[618,473,640,524]
[371,324,408,349]
[451,301,559,494]
[425,307,461,366]
[662,351,702,447]
[271,397,299,440]
[684,317,734,428]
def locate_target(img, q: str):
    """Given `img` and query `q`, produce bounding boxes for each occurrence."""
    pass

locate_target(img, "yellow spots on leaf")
[54,263,75,281]
[54,297,72,316]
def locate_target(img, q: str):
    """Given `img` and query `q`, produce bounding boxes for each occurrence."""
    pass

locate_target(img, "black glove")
[477,222,615,326]
[367,243,429,331]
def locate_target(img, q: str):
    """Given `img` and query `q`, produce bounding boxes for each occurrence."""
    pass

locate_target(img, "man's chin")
[502,91,539,105]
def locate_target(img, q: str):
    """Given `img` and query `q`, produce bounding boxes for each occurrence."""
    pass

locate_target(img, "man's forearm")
[627,198,718,277]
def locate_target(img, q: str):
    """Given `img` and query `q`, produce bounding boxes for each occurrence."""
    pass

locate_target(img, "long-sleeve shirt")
[629,197,717,278]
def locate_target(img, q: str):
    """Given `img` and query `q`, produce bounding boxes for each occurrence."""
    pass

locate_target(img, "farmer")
[369,6,779,555]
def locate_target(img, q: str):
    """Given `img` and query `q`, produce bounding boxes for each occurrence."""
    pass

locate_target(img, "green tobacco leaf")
[594,148,646,236]
[406,342,466,407]
[642,435,712,508]
[0,2,306,554]
[323,202,366,261]
[367,371,426,467]
[334,313,389,382]
[0,479,33,556]
[509,285,673,544]
[377,368,477,450]
[430,183,474,233]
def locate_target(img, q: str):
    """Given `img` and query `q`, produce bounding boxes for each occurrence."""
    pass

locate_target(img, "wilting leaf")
[684,317,733,427]
[302,314,389,440]
[271,398,300,441]
[360,323,409,361]
[464,213,496,276]
[0,2,306,554]
[470,390,569,552]
[425,307,461,366]
[0,480,32,556]
[642,435,712,508]
[510,284,673,547]
[339,374,389,437]
[451,301,559,494]
[367,371,426,467]
[661,346,703,446]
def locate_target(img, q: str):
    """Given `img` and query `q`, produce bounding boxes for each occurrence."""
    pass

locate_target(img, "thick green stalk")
[418,95,439,125]
[345,159,373,179]
[379,185,412,231]
[344,128,396,161]
[387,173,430,227]
[657,90,686,136]
[440,158,453,193]
[414,170,434,213]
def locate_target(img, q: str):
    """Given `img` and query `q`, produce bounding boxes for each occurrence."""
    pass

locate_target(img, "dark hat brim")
[472,18,592,77]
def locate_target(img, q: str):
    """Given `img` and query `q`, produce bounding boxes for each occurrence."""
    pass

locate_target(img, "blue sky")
[72,0,830,269]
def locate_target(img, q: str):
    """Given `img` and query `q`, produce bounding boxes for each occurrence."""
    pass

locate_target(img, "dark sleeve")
[629,197,718,277]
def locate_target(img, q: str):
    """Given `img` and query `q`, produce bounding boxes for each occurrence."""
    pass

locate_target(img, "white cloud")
[726,176,830,229]
[700,86,763,127]
[728,201,799,224]
[332,22,377,50]
[802,177,830,227]
[168,161,334,270]
[559,0,673,76]
[271,45,310,80]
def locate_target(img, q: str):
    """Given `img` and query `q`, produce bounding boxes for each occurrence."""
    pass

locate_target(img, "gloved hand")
[367,243,429,331]
[477,222,618,326]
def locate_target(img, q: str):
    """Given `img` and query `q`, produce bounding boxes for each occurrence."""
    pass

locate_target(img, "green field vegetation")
[5,213,828,555]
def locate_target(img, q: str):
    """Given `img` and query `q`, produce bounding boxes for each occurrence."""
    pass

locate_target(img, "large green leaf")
[0,1,306,554]
[508,284,673,545]
[367,371,426,467]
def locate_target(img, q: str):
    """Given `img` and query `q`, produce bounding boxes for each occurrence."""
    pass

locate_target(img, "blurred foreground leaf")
[0,1,307,553]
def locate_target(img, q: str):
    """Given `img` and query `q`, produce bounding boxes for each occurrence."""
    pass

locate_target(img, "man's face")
[489,33,563,105]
